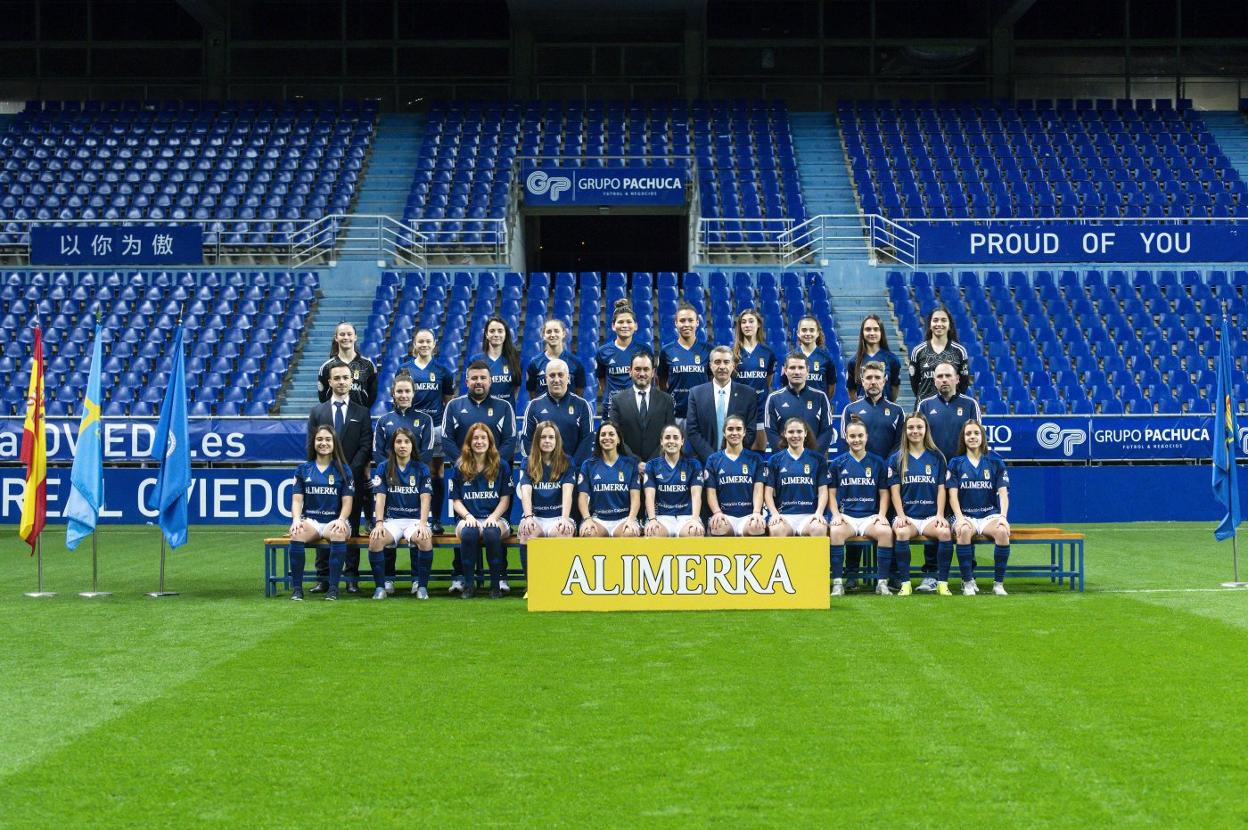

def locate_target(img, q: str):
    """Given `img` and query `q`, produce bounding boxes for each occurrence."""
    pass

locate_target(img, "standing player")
[846,314,903,402]
[887,413,951,597]
[731,308,776,451]
[827,416,893,597]
[467,315,521,404]
[287,425,353,602]
[763,351,835,453]
[577,421,643,538]
[317,321,378,408]
[403,328,455,533]
[526,318,587,399]
[764,417,829,539]
[947,420,1011,596]
[643,424,705,538]
[595,300,643,417]
[517,421,578,600]
[368,428,434,600]
[372,370,436,593]
[705,414,767,537]
[908,305,970,402]
[795,315,835,398]
[448,424,514,599]
[658,300,710,425]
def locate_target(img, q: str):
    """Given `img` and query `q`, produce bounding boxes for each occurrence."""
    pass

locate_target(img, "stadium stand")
[841,98,1248,220]
[0,270,317,417]
[888,268,1248,415]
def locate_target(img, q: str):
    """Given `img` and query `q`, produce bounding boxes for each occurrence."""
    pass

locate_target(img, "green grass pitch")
[2,523,1247,828]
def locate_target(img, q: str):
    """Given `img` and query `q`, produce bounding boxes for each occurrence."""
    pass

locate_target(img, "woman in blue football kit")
[643,423,705,538]
[846,314,903,402]
[518,421,578,542]
[705,414,767,537]
[526,317,587,399]
[947,419,1011,596]
[577,421,642,538]
[658,300,710,423]
[448,423,514,599]
[288,425,353,602]
[595,300,642,416]
[731,309,776,451]
[795,315,835,397]
[764,416,829,538]
[887,412,951,597]
[404,328,456,531]
[467,315,521,403]
[827,416,893,597]
[368,428,434,600]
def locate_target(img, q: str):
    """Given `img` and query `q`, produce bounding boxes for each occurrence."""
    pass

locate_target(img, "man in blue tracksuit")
[763,351,836,454]
[839,361,905,458]
[520,358,595,466]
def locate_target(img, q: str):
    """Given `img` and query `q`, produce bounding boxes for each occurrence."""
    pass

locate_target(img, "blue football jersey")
[577,455,641,521]
[448,461,514,520]
[467,352,518,402]
[518,463,576,519]
[659,340,710,418]
[401,357,456,422]
[947,453,1009,519]
[595,340,643,403]
[644,455,704,516]
[733,343,777,397]
[371,459,433,520]
[293,461,352,522]
[799,346,835,394]
[828,451,887,518]
[764,449,826,515]
[886,449,947,520]
[704,449,764,517]
[527,350,588,397]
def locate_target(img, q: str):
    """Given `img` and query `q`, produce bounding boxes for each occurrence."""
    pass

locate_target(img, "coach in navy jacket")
[916,361,981,461]
[520,358,595,465]
[441,360,518,462]
[685,346,758,462]
[763,351,835,454]
[839,360,905,459]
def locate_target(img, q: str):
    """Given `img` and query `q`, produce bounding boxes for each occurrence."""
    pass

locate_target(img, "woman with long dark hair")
[846,314,902,402]
[288,425,353,601]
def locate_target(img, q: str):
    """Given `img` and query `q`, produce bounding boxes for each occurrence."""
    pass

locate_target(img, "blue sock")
[830,545,845,580]
[520,544,528,577]
[875,546,893,581]
[894,540,911,581]
[460,526,482,586]
[368,550,386,588]
[483,526,505,586]
[328,540,346,589]
[415,550,434,588]
[289,541,306,589]
[994,544,1010,583]
[936,540,953,581]
[384,545,397,578]
[956,543,975,582]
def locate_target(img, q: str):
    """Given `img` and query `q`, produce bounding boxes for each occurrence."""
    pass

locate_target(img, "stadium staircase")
[338,113,425,260]
[828,289,913,411]
[790,113,857,220]
[1201,111,1248,181]
[279,274,374,414]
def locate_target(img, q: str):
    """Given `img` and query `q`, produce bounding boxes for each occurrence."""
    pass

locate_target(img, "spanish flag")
[19,327,46,551]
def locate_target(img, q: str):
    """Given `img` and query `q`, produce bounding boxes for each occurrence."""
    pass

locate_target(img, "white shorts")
[838,515,881,537]
[652,515,701,535]
[960,514,1004,535]
[715,513,762,535]
[302,518,333,537]
[532,515,572,536]
[594,517,638,537]
[895,515,944,537]
[381,518,427,543]
[775,513,824,535]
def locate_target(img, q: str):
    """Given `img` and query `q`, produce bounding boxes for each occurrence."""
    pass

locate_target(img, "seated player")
[827,416,893,597]
[947,419,1012,596]
[518,421,578,600]
[888,412,952,596]
[577,421,642,538]
[764,417,829,538]
[705,414,767,536]
[369,428,435,600]
[448,423,514,599]
[288,425,353,602]
[643,424,705,538]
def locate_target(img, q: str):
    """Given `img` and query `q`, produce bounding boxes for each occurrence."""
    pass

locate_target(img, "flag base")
[78,591,113,598]
[1220,581,1248,589]
[24,591,56,598]
[145,591,180,598]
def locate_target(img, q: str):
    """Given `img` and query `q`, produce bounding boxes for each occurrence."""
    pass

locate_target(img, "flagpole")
[1222,532,1247,589]
[79,531,112,598]
[24,533,55,598]
[147,535,179,598]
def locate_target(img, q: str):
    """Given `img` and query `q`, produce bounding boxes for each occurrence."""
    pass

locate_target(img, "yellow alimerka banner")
[527,537,830,612]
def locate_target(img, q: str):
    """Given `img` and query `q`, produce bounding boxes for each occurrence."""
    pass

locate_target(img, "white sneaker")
[962,580,976,596]
[416,587,429,600]
[384,580,395,595]
[448,578,465,595]
[830,579,844,597]
[372,587,387,600]
[499,579,511,594]
[992,582,1008,596]
[410,582,420,595]
[875,580,893,596]
[916,577,938,593]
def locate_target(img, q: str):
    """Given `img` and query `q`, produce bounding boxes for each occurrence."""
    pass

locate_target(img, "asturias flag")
[145,326,191,548]
[19,327,46,551]
[65,324,105,550]
[1212,317,1242,542]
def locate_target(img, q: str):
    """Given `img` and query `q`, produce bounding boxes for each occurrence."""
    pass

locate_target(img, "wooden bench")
[845,526,1085,591]
[263,534,524,597]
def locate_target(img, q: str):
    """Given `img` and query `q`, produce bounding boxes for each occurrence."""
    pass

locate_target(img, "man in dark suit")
[685,345,759,462]
[307,360,373,593]
[607,350,674,462]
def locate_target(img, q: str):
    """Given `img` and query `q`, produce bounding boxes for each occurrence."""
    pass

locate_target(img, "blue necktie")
[333,401,345,435]
[715,387,728,448]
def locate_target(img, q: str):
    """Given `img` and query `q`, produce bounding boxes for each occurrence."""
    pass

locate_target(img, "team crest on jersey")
[618,471,624,482]
[957,407,964,416]
[803,464,810,474]
[984,469,990,479]
[488,408,494,416]
[328,474,335,485]
[409,476,416,486]
[694,355,701,364]
[806,400,812,409]
[353,369,360,379]
[488,479,495,488]
[925,464,931,474]
[813,362,820,371]
[568,405,574,414]
[428,372,435,381]
[741,463,749,474]
[865,468,872,477]
[680,471,686,482]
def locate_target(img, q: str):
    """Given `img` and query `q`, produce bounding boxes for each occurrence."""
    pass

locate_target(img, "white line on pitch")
[1096,587,1243,594]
